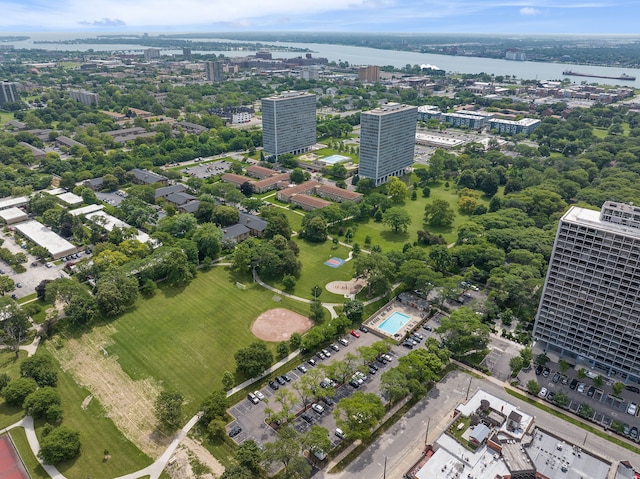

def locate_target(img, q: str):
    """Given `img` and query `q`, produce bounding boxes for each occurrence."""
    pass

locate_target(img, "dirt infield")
[325,278,366,296]
[251,308,313,342]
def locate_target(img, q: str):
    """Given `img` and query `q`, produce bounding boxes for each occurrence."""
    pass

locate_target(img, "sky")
[1,0,639,34]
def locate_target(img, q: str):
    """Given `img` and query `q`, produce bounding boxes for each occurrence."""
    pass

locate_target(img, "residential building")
[0,81,18,106]
[301,65,320,81]
[358,65,380,83]
[358,103,417,186]
[128,168,168,186]
[417,105,442,122]
[205,61,224,82]
[69,89,99,106]
[144,48,161,60]
[261,91,316,158]
[182,47,192,60]
[489,118,541,135]
[442,112,488,129]
[533,202,640,382]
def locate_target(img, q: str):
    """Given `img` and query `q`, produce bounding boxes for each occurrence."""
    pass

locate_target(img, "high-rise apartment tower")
[533,202,640,381]
[261,91,316,158]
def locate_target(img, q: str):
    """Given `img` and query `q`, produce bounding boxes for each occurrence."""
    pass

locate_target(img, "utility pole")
[425,417,431,446]
[466,376,472,401]
[383,456,387,479]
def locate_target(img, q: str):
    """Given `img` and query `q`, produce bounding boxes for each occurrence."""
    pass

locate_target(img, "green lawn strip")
[505,388,640,455]
[17,293,38,304]
[105,266,308,417]
[0,351,29,430]
[38,348,151,479]
[268,238,355,303]
[9,428,50,479]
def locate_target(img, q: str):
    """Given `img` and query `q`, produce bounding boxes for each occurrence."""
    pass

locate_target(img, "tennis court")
[0,435,30,479]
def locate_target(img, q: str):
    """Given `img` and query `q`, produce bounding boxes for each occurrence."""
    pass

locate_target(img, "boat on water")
[562,70,636,81]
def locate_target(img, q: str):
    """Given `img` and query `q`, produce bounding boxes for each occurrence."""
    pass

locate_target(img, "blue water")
[378,311,411,335]
[322,154,350,165]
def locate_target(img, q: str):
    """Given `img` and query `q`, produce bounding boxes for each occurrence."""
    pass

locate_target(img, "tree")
[535,354,550,366]
[0,276,16,296]
[23,387,62,420]
[436,307,491,357]
[311,285,323,300]
[333,392,385,441]
[301,216,328,243]
[192,223,223,260]
[20,355,57,387]
[343,299,364,323]
[262,426,301,472]
[520,347,533,369]
[154,390,183,430]
[222,371,235,391]
[235,439,263,474]
[380,368,410,403]
[38,426,81,464]
[613,382,625,396]
[2,378,37,407]
[234,342,274,378]
[95,271,139,317]
[386,176,408,203]
[0,300,29,357]
[310,300,325,323]
[213,205,240,227]
[509,356,523,377]
[382,207,412,233]
[554,391,569,407]
[277,341,290,359]
[303,425,331,462]
[282,275,296,293]
[424,199,455,227]
[353,252,395,297]
[593,375,603,388]
[558,359,570,373]
[200,390,229,424]
[290,168,306,184]
[526,379,541,396]
[289,332,302,351]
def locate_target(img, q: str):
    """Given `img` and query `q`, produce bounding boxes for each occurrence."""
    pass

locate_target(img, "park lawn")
[0,111,14,124]
[106,266,308,416]
[269,238,355,303]
[35,349,152,479]
[0,351,28,429]
[10,428,50,479]
[259,203,305,232]
[592,129,608,139]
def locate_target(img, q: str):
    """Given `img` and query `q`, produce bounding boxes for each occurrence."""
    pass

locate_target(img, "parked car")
[627,385,640,394]
[542,367,550,377]
[330,344,340,352]
[423,324,432,331]
[359,325,369,333]
[577,382,586,393]
[45,262,53,268]
[16,283,22,288]
[276,376,286,385]
[321,396,334,406]
[587,386,595,397]
[383,354,393,362]
[254,390,265,401]
[316,352,326,360]
[546,392,555,403]
[570,378,578,389]
[349,379,360,389]
[631,426,639,440]
[335,428,346,439]
[624,423,631,436]
[297,365,308,374]
[321,348,331,357]
[247,393,259,404]
[538,387,548,398]
[281,374,291,382]
[319,380,330,389]
[402,341,414,349]
[628,402,638,416]
[368,365,378,375]
[311,403,325,414]
[552,373,561,383]
[301,413,313,424]
[308,358,317,366]
[268,380,279,390]
[229,426,242,438]
[561,375,569,385]
[350,330,361,338]
[338,338,349,346]
[535,365,543,375]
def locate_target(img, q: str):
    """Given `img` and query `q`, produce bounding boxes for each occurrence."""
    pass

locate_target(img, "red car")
[350,330,361,338]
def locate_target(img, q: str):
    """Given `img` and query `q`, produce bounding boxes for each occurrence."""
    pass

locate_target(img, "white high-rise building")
[358,103,417,186]
[0,81,19,106]
[533,201,640,381]
[261,91,316,158]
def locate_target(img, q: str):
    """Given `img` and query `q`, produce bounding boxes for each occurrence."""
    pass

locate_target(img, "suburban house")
[129,168,169,186]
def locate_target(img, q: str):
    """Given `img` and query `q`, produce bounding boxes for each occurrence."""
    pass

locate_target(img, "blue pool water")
[378,311,411,335]
[322,154,350,165]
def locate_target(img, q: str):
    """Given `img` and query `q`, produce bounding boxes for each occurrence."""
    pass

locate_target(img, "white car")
[577,382,586,393]
[311,403,325,414]
[628,402,638,416]
[538,387,548,399]
[254,390,265,401]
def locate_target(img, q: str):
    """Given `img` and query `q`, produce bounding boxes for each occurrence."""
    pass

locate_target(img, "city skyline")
[2,0,640,34]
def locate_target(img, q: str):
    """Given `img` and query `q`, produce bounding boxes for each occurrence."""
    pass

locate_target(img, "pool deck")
[365,299,427,341]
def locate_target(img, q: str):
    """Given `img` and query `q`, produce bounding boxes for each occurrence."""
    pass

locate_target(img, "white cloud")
[520,7,542,15]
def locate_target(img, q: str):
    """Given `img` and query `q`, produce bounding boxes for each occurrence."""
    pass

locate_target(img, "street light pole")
[383,456,387,479]
[425,417,431,446]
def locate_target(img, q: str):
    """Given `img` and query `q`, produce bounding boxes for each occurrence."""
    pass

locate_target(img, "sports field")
[0,435,29,479]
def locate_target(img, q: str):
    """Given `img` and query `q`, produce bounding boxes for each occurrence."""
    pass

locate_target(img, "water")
[321,154,350,165]
[9,32,640,87]
[378,311,411,335]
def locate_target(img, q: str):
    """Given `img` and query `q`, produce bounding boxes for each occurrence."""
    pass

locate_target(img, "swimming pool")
[322,154,350,165]
[378,311,411,335]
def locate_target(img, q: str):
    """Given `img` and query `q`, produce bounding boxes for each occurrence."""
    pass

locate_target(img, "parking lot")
[226,317,444,450]
[0,229,70,299]
[519,359,640,440]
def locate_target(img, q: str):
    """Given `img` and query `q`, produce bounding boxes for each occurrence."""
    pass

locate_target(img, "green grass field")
[0,351,29,430]
[0,111,14,124]
[105,266,309,416]
[269,238,355,303]
[9,428,49,479]
[37,356,152,479]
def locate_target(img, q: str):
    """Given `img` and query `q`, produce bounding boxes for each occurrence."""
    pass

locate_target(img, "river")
[10,32,640,87]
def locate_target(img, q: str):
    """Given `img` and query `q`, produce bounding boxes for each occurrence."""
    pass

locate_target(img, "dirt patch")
[166,437,225,479]
[48,324,169,457]
[251,308,313,342]
[325,278,366,296]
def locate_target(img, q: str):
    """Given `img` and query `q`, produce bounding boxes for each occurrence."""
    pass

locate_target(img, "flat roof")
[56,192,83,205]
[0,196,29,210]
[563,205,640,239]
[85,211,150,244]
[0,207,28,222]
[46,188,66,195]
[14,220,76,258]
[69,204,104,216]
